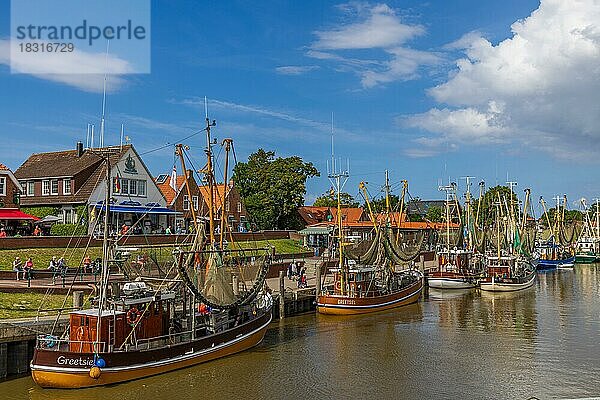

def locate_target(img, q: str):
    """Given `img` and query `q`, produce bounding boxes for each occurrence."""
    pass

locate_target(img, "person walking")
[13,256,23,281]
[0,228,7,238]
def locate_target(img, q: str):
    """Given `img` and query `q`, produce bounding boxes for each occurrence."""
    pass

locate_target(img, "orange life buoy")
[127,307,142,325]
[76,326,85,341]
[334,280,341,291]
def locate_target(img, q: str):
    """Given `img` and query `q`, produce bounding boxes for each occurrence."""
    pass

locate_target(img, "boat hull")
[31,311,271,389]
[317,275,423,315]
[575,254,599,264]
[427,272,478,289]
[536,256,575,270]
[480,271,536,292]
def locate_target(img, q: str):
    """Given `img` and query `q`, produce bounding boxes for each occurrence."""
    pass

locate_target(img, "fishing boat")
[480,186,537,292]
[31,118,273,389]
[428,179,483,289]
[317,171,423,315]
[479,255,536,291]
[536,195,576,270]
[575,198,600,264]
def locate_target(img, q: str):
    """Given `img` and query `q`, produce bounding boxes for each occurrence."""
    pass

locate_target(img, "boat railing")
[131,329,196,351]
[36,335,106,352]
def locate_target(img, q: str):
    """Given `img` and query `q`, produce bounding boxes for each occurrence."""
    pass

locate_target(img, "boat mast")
[462,177,475,250]
[88,148,120,353]
[596,198,600,238]
[203,108,217,246]
[219,139,233,247]
[327,117,349,295]
[359,182,378,234]
[438,183,455,253]
[175,144,198,232]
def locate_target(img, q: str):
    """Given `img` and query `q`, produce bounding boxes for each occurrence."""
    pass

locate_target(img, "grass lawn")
[0,247,102,271]
[232,238,307,254]
[0,292,89,319]
[0,239,307,270]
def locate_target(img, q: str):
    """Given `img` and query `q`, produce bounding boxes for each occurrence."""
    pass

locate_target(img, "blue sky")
[1,0,599,214]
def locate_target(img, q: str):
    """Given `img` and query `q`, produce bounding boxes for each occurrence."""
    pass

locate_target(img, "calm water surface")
[3,265,600,399]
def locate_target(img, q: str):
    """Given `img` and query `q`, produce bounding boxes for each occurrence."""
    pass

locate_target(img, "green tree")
[233,149,319,230]
[472,185,519,224]
[365,194,400,213]
[313,191,359,208]
[425,206,443,222]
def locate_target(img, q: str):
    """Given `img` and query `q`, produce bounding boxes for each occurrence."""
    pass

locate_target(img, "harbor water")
[3,265,600,399]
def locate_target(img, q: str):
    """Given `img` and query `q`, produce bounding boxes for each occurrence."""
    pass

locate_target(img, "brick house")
[0,163,38,235]
[15,142,176,234]
[155,170,202,233]
[198,182,248,233]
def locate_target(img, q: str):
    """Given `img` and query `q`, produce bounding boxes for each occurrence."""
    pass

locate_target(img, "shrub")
[21,206,60,219]
[50,224,87,236]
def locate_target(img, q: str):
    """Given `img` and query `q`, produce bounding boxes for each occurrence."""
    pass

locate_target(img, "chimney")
[228,179,234,188]
[186,169,193,179]
[76,141,84,157]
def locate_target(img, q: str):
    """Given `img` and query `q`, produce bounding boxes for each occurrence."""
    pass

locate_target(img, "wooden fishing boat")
[575,199,600,264]
[480,256,536,292]
[480,187,537,292]
[428,181,483,289]
[31,118,273,389]
[317,172,424,315]
[536,196,576,270]
[31,299,272,388]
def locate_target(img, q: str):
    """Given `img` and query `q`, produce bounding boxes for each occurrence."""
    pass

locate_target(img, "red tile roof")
[0,163,9,171]
[155,175,188,205]
[298,206,330,225]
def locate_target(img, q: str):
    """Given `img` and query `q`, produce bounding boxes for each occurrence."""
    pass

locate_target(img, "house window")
[0,177,5,196]
[27,181,35,196]
[183,195,190,211]
[129,179,137,195]
[138,180,146,196]
[64,209,74,224]
[42,180,50,196]
[20,181,26,194]
[50,179,59,195]
[123,178,130,195]
[63,179,71,195]
[237,202,242,213]
[225,201,230,212]
[192,195,199,211]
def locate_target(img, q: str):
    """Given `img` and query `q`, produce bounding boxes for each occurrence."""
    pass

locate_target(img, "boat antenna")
[99,40,110,148]
[86,124,90,148]
[119,124,124,150]
[91,124,95,149]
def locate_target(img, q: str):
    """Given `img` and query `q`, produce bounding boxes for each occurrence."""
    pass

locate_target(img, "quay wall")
[0,230,294,250]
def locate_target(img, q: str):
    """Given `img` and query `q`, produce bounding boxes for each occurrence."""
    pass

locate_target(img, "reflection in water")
[3,265,600,399]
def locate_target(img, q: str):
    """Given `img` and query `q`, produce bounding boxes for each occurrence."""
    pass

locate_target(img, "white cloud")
[402,0,600,159]
[275,65,319,75]
[0,39,130,92]
[307,3,437,88]
[313,3,424,50]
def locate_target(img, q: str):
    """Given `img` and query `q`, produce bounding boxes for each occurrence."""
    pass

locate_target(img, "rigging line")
[139,128,207,156]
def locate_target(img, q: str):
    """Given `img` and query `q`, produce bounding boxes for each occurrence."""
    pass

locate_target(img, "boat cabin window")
[349,273,355,282]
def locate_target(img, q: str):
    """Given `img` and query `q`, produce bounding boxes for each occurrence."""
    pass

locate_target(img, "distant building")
[155,169,202,233]
[198,181,248,232]
[155,173,249,234]
[298,204,449,250]
[0,163,38,235]
[15,143,177,234]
